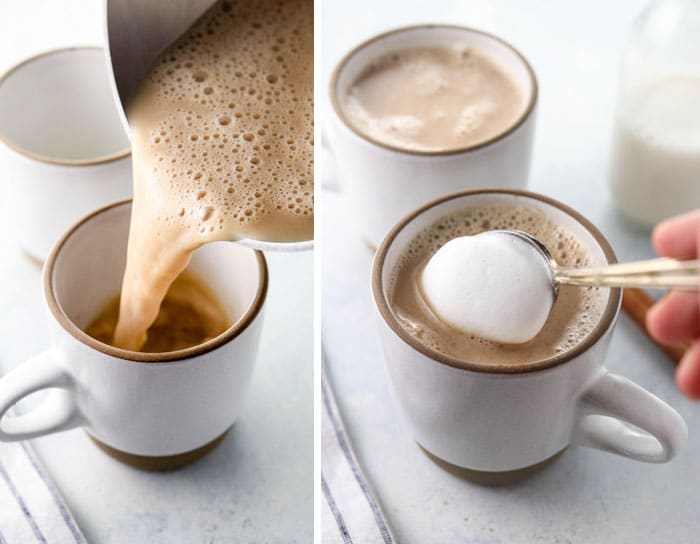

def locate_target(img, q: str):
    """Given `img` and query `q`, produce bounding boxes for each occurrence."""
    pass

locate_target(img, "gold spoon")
[499,230,700,297]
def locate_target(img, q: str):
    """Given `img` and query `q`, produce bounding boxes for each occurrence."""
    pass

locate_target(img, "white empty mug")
[0,200,267,469]
[371,189,687,483]
[327,25,538,247]
[0,47,132,261]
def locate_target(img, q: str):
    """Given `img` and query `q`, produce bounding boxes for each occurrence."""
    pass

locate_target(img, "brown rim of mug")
[371,189,622,375]
[329,24,538,157]
[43,199,268,363]
[0,46,131,167]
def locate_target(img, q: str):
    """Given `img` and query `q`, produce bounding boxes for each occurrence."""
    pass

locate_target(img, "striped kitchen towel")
[322,360,395,544]
[0,438,86,544]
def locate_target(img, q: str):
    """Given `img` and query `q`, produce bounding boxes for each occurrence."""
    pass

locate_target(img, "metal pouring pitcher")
[104,0,313,252]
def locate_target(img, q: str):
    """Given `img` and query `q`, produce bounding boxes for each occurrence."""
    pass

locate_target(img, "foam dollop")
[419,231,555,344]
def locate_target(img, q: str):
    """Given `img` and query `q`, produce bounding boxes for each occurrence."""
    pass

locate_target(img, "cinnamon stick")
[621,288,688,365]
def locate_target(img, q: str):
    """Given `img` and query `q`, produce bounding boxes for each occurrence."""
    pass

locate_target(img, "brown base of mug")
[87,429,230,471]
[418,443,567,485]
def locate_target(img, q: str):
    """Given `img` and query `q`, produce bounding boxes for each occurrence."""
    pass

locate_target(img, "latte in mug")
[389,204,607,366]
[372,190,685,480]
[87,270,230,353]
[340,44,525,152]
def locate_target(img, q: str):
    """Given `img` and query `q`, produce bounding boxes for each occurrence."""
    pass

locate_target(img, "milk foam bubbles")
[112,0,313,351]
[420,232,554,344]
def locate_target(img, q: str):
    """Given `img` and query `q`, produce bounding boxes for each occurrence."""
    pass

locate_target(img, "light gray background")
[0,2,312,542]
[322,1,700,542]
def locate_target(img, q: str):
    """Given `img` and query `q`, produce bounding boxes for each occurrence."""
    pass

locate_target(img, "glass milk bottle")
[609,0,700,228]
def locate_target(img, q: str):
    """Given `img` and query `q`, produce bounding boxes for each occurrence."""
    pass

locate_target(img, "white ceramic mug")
[0,47,132,261]
[371,189,687,483]
[0,200,267,469]
[327,25,538,247]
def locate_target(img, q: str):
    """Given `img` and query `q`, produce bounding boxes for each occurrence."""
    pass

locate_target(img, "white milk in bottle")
[609,75,700,227]
[608,0,700,227]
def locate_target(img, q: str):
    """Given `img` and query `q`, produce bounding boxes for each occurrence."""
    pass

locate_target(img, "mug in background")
[372,189,686,483]
[328,25,538,247]
[0,200,267,470]
[0,47,131,261]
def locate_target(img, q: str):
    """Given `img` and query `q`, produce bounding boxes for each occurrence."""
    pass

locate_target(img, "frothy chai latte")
[95,0,312,351]
[341,45,524,152]
[87,270,230,353]
[389,205,607,366]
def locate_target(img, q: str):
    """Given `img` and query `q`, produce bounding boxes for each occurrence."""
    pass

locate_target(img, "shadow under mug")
[371,189,687,483]
[327,25,538,248]
[0,47,132,261]
[0,200,268,470]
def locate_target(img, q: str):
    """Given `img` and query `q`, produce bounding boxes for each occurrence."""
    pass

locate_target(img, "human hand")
[646,209,700,399]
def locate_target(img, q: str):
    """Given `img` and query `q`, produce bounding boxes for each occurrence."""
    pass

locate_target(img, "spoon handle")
[556,258,700,290]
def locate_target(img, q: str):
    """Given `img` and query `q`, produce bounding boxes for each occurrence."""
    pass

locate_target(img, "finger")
[651,209,700,259]
[646,291,700,345]
[676,340,700,400]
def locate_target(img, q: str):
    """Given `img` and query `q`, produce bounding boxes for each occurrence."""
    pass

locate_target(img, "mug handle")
[573,369,687,463]
[0,349,83,441]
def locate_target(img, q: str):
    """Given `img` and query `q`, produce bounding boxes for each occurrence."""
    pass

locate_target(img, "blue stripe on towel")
[322,378,394,544]
[0,457,47,544]
[19,442,84,544]
[322,473,353,544]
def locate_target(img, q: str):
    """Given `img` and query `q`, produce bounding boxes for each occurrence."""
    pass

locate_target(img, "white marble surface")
[322,1,700,542]
[0,2,312,542]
